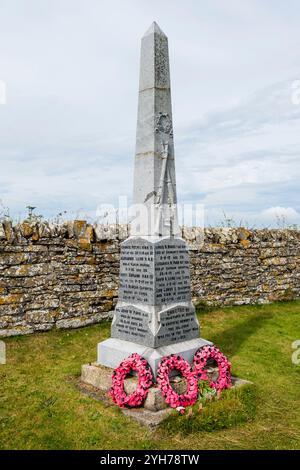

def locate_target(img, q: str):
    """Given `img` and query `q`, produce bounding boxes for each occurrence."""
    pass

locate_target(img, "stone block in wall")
[94,223,118,241]
[92,241,119,254]
[0,325,34,337]
[182,226,196,242]
[117,224,129,240]
[56,310,114,329]
[0,252,27,266]
[0,223,6,240]
[1,263,50,277]
[19,222,35,239]
[25,309,57,324]
[73,220,87,238]
[0,293,30,305]
[2,221,15,243]
[37,222,53,238]
[73,220,94,241]
[262,257,288,267]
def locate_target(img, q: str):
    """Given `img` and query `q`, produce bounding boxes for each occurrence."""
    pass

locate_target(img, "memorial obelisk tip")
[143,21,167,37]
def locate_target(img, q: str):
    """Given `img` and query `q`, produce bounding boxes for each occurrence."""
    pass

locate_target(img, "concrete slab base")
[97,337,212,379]
[80,362,252,426]
[78,378,173,428]
[81,362,187,411]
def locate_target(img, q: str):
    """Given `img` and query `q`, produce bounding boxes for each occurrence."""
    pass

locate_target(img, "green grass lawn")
[0,301,300,450]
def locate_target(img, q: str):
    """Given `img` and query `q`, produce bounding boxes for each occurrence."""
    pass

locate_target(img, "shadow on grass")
[210,312,274,357]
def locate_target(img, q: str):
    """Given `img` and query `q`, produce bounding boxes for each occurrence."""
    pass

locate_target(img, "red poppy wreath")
[193,345,232,391]
[156,354,198,410]
[109,353,153,408]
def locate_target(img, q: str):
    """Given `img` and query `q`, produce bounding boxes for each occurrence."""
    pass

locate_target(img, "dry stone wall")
[0,220,299,337]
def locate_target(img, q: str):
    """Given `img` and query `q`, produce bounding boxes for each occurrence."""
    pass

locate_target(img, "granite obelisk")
[97,22,210,377]
[132,21,179,238]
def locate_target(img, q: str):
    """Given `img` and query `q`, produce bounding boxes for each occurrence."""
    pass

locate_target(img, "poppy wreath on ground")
[157,354,198,410]
[193,345,232,391]
[109,353,153,408]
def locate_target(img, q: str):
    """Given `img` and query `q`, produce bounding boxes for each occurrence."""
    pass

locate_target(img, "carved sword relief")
[155,113,176,235]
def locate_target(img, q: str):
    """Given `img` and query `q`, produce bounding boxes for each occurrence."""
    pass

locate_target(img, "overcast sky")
[0,0,299,227]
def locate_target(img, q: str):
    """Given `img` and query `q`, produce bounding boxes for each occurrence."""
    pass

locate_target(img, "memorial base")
[81,362,183,412]
[80,362,252,427]
[97,336,212,379]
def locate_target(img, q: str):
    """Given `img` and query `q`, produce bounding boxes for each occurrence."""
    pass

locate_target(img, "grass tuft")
[161,385,256,434]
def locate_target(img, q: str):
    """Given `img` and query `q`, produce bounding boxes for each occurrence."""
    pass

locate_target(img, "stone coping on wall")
[1,219,299,246]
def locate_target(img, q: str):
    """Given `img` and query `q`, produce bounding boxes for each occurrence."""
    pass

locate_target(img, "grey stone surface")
[119,237,192,305]
[111,302,199,348]
[111,236,199,348]
[98,337,212,379]
[121,407,173,428]
[132,21,179,237]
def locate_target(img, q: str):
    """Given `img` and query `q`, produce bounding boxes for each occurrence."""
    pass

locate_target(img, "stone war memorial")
[81,22,233,421]
[98,22,211,374]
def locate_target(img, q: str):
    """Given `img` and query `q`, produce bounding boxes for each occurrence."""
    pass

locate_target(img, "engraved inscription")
[119,242,154,304]
[112,303,199,348]
[155,242,191,303]
[157,305,199,345]
[112,306,149,343]
[112,237,199,348]
[119,239,191,305]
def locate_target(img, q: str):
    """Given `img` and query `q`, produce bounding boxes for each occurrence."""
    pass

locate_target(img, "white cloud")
[0,0,299,226]
[175,77,300,226]
[255,206,300,228]
[263,206,299,218]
